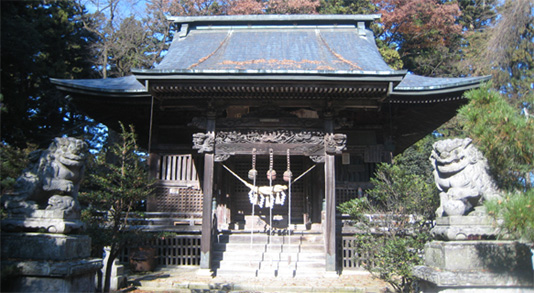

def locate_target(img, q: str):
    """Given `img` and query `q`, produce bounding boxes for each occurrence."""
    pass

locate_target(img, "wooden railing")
[158,154,200,188]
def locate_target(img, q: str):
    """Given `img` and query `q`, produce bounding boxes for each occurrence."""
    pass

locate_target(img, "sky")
[82,0,148,20]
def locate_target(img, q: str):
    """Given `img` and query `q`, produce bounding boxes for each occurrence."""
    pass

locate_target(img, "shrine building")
[52,15,489,275]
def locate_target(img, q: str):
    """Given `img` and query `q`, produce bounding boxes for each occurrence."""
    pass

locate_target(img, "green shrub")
[341,159,437,292]
[338,197,371,221]
[486,189,534,243]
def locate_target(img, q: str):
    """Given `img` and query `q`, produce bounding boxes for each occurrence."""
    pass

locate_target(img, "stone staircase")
[213,229,325,278]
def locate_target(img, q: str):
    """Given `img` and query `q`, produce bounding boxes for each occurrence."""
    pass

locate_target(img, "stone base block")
[1,232,91,260]
[2,259,102,292]
[424,240,532,272]
[2,215,85,234]
[414,265,533,289]
[414,240,533,290]
[432,215,500,240]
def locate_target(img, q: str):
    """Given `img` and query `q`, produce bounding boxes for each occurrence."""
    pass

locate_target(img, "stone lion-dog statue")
[3,137,88,218]
[430,138,501,217]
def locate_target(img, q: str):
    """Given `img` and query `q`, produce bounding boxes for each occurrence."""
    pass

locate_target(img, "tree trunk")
[103,245,117,293]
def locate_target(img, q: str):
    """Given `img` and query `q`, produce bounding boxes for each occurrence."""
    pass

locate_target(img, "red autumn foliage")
[373,0,462,52]
[266,0,320,14]
[227,0,320,15]
[227,0,265,15]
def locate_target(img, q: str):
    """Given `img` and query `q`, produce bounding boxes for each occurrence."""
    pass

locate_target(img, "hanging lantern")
[266,169,276,181]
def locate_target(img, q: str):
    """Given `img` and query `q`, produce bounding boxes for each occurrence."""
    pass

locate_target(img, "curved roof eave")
[50,76,150,98]
[391,75,491,96]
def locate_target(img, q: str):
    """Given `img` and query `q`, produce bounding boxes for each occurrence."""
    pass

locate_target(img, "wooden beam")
[215,143,324,157]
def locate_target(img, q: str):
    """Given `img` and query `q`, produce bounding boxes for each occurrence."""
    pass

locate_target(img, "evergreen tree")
[458,84,533,191]
[459,85,534,243]
[80,123,155,293]
[1,1,96,148]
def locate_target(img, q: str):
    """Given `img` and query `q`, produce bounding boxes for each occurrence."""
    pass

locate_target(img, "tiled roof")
[154,25,393,73]
[51,15,489,98]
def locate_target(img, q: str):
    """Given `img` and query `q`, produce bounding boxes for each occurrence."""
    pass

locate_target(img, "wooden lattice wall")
[119,234,202,266]
[341,235,379,269]
[150,154,203,215]
[154,186,203,214]
[155,235,201,266]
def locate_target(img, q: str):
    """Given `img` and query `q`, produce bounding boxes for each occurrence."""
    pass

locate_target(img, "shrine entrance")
[222,155,318,231]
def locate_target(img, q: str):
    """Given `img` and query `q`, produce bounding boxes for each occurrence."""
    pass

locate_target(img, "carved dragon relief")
[193,130,347,162]
[192,132,215,153]
[216,130,326,145]
[325,133,347,154]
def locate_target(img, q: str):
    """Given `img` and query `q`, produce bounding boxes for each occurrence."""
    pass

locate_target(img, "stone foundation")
[1,209,85,234]
[431,213,501,241]
[414,240,533,291]
[1,233,101,292]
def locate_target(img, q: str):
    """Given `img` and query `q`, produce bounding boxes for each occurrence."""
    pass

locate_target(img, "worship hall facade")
[52,15,489,274]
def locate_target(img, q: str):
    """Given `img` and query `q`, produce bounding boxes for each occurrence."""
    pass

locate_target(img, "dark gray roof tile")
[51,15,489,97]
[50,75,147,93]
[153,25,394,73]
[394,74,491,91]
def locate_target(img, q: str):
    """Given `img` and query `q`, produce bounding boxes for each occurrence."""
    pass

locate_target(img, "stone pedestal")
[431,209,502,241]
[1,233,102,292]
[414,240,533,291]
[2,209,85,234]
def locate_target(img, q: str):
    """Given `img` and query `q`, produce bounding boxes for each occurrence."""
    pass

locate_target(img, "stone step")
[265,251,325,262]
[222,223,323,234]
[215,255,325,270]
[215,242,324,252]
[216,259,262,270]
[214,250,325,263]
[216,260,326,278]
[213,230,326,278]
[218,232,323,244]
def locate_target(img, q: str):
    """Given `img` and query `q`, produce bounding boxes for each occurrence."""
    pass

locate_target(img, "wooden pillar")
[200,114,216,269]
[146,153,160,212]
[324,114,337,272]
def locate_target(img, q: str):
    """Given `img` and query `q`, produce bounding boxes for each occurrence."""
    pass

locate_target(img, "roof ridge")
[167,14,381,25]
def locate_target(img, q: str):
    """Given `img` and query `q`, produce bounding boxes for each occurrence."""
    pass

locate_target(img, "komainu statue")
[2,137,88,233]
[430,138,501,217]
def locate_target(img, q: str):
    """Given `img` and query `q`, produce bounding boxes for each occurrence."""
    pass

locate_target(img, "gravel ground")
[123,267,392,292]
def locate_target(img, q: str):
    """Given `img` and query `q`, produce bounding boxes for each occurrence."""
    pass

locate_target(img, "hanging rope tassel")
[248,148,258,205]
[250,148,257,246]
[268,149,274,235]
[284,149,292,237]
